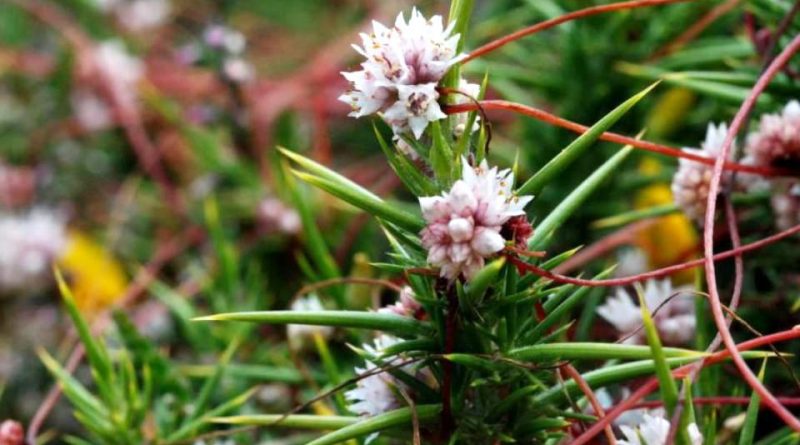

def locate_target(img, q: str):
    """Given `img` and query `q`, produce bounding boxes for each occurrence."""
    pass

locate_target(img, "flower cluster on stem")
[419,158,533,281]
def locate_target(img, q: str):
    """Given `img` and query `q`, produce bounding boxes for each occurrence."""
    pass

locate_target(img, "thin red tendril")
[462,0,694,64]
[444,101,795,177]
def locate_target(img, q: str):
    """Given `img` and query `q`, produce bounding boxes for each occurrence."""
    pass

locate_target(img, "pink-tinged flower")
[597,279,695,346]
[339,8,462,138]
[378,286,422,318]
[745,100,800,168]
[0,420,23,445]
[671,122,735,224]
[222,58,255,84]
[618,413,702,445]
[286,295,334,351]
[420,158,533,281]
[0,208,67,294]
[258,197,301,235]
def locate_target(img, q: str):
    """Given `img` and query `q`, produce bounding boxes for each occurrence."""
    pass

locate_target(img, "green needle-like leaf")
[211,414,359,429]
[194,310,429,336]
[639,290,679,417]
[509,342,703,362]
[291,171,424,233]
[517,83,656,196]
[305,405,442,445]
[528,144,635,249]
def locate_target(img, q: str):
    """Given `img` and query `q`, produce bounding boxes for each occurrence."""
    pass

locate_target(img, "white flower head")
[618,412,702,445]
[745,100,800,168]
[420,158,533,281]
[597,279,696,346]
[286,295,334,351]
[671,122,735,224]
[451,77,481,137]
[0,208,68,294]
[339,8,462,139]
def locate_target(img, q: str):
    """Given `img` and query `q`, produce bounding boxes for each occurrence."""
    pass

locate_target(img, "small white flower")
[597,279,695,346]
[71,89,113,131]
[0,208,67,294]
[203,25,247,55]
[286,295,334,351]
[671,123,735,224]
[223,58,255,83]
[92,41,144,111]
[420,158,533,280]
[258,198,301,234]
[593,388,649,427]
[618,413,702,445]
[339,8,462,138]
[615,248,648,278]
[451,77,481,137]
[378,286,422,317]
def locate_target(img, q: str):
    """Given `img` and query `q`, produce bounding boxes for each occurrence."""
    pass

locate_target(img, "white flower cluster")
[671,123,735,224]
[286,295,334,351]
[92,0,170,32]
[203,25,254,83]
[597,279,695,345]
[618,412,702,445]
[672,101,800,229]
[345,335,405,417]
[73,41,144,131]
[0,208,67,294]
[744,100,800,168]
[741,101,800,229]
[420,158,532,281]
[339,8,477,140]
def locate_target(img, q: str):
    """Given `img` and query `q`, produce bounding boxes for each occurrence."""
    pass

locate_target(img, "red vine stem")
[667,198,745,440]
[633,396,800,409]
[507,217,800,287]
[461,0,694,63]
[560,363,617,445]
[701,34,800,431]
[572,327,800,444]
[444,101,793,177]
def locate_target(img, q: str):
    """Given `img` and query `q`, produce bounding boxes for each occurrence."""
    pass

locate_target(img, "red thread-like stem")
[462,0,693,63]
